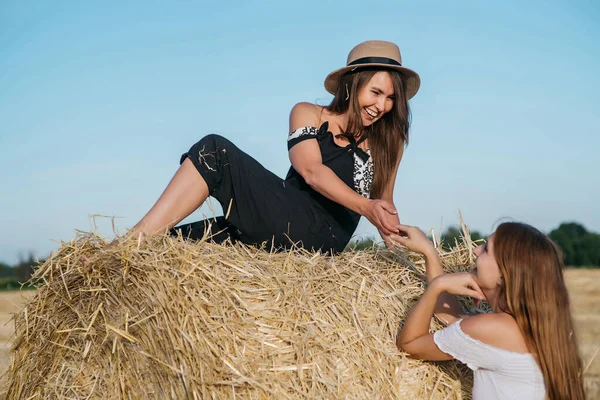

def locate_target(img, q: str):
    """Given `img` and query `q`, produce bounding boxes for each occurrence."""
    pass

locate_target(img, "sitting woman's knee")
[198,134,232,150]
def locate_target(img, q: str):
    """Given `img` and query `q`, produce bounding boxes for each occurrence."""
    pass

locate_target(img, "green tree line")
[548,222,600,267]
[348,221,599,268]
[442,222,600,267]
[0,252,41,290]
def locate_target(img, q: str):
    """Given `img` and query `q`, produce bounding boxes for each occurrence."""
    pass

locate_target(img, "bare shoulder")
[460,313,529,353]
[289,102,322,131]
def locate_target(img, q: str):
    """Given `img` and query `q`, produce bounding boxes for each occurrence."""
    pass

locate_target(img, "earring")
[345,83,350,101]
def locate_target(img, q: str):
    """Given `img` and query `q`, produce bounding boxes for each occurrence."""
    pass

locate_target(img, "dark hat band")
[347,56,402,67]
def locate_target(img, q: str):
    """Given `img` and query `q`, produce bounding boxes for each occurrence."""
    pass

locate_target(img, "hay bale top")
[5,232,480,399]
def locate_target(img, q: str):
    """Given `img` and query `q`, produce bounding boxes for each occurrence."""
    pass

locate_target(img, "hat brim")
[324,64,421,100]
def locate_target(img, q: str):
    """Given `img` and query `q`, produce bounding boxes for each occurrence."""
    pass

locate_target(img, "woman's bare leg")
[130,158,209,236]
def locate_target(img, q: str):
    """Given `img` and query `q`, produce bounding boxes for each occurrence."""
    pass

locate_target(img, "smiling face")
[356,71,395,126]
[472,234,503,295]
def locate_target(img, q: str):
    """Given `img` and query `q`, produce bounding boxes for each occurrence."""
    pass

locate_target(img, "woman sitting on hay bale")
[395,222,585,400]
[125,40,419,253]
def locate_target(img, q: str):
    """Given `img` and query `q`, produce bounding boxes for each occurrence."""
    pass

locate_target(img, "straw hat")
[324,40,421,99]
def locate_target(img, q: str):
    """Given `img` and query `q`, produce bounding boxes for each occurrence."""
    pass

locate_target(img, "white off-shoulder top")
[433,319,546,400]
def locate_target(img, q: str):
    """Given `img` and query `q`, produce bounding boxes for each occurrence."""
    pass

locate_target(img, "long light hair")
[326,69,410,199]
[494,222,584,399]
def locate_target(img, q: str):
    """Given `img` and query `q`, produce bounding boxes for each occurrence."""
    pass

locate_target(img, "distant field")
[0,290,34,395]
[564,269,600,397]
[1,270,598,397]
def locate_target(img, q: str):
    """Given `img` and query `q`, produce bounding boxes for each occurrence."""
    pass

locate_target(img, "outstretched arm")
[378,147,403,247]
[392,225,466,325]
[288,103,401,235]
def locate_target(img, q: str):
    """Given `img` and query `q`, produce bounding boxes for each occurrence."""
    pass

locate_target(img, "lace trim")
[288,126,317,141]
[353,150,373,198]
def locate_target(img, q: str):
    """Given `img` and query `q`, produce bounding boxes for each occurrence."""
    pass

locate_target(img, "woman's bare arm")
[378,147,403,247]
[398,273,484,359]
[392,225,467,325]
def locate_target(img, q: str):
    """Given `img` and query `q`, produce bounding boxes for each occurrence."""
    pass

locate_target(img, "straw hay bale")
[4,232,481,399]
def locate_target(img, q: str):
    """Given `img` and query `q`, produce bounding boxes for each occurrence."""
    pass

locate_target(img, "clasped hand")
[362,199,401,236]
[387,224,435,255]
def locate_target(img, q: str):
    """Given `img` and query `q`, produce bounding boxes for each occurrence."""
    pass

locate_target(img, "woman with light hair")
[396,222,585,399]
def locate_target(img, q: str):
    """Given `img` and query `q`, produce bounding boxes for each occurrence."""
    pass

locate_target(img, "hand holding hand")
[431,272,485,301]
[388,224,435,255]
[362,199,401,236]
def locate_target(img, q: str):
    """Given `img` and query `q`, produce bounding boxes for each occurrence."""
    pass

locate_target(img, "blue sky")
[1,1,599,264]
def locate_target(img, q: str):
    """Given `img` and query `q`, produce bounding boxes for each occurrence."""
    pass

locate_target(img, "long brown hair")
[326,69,410,199]
[493,222,585,399]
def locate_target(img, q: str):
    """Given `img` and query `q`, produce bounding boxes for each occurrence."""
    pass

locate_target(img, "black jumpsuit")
[171,122,374,254]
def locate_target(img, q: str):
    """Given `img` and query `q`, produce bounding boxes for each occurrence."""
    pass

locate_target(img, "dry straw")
[3,226,484,399]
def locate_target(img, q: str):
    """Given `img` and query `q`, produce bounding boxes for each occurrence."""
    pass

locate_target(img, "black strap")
[335,132,370,163]
[348,56,401,67]
[314,121,370,163]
